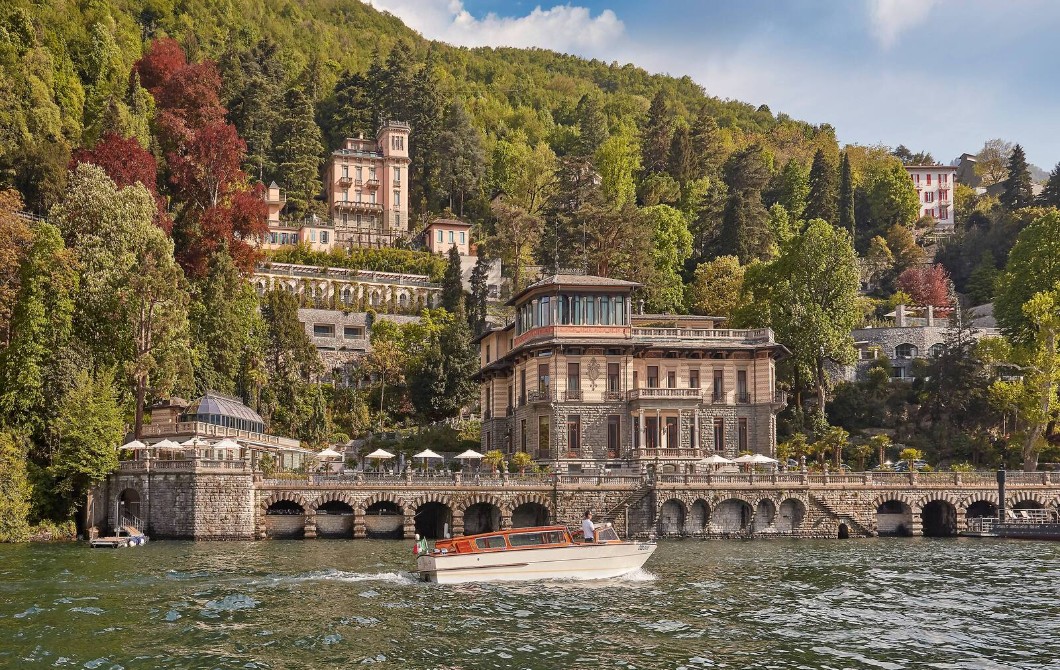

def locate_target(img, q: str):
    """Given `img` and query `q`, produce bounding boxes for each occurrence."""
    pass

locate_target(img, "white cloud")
[367,0,624,54]
[867,0,938,49]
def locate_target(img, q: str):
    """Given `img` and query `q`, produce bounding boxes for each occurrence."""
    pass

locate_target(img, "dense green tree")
[966,251,1000,305]
[258,288,321,431]
[408,48,445,211]
[738,220,861,422]
[189,252,264,397]
[773,158,809,222]
[594,120,640,208]
[995,211,1060,346]
[640,205,692,313]
[689,107,723,178]
[0,221,78,437]
[582,202,650,279]
[441,245,464,313]
[999,144,1033,210]
[410,305,477,422]
[467,251,490,336]
[218,38,285,180]
[641,90,673,175]
[0,430,31,542]
[988,289,1060,471]
[1039,162,1060,208]
[272,87,325,219]
[50,368,124,525]
[0,190,33,347]
[667,124,693,186]
[975,138,1014,186]
[686,255,744,319]
[575,92,609,156]
[805,149,838,224]
[436,100,485,216]
[490,196,544,292]
[490,133,556,215]
[718,144,772,262]
[838,151,855,234]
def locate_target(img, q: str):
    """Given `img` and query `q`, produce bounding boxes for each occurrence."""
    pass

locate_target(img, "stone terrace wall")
[98,468,1060,541]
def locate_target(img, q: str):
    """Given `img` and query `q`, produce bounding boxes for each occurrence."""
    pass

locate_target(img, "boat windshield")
[596,526,620,542]
[509,530,565,547]
[475,535,507,550]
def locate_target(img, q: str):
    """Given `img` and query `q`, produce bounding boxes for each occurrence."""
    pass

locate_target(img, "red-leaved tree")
[897,264,953,307]
[71,133,172,233]
[132,38,267,277]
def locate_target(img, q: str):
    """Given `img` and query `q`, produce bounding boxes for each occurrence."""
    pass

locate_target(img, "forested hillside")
[1,0,1059,541]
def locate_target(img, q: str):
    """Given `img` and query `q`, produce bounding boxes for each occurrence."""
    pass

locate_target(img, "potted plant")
[511,451,533,475]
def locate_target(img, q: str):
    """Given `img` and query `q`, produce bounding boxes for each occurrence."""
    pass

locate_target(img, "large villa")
[475,274,790,473]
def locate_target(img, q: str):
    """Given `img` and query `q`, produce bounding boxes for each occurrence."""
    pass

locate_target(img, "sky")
[367,0,1060,170]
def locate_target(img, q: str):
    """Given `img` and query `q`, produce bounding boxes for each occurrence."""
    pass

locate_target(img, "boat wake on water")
[265,568,418,585]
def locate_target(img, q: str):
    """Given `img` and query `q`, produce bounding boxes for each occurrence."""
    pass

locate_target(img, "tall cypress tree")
[718,145,772,263]
[273,87,325,219]
[838,151,855,234]
[641,90,673,175]
[575,92,609,156]
[690,106,723,179]
[1000,144,1033,210]
[805,149,838,224]
[1039,161,1060,208]
[468,251,490,336]
[442,244,464,313]
[667,124,693,186]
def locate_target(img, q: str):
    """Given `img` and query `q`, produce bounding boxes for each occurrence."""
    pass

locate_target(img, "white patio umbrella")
[213,438,242,450]
[151,439,181,451]
[181,436,212,448]
[701,454,733,465]
[748,454,779,465]
[732,454,755,463]
[118,439,148,451]
[317,447,342,459]
[455,449,484,460]
[413,449,443,460]
[365,448,395,460]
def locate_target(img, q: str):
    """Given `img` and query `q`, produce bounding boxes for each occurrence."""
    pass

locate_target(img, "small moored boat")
[415,524,656,583]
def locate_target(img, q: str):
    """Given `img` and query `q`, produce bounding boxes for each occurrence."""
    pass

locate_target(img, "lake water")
[1,538,1058,669]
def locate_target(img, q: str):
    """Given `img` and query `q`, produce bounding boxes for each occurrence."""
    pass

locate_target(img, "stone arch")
[687,499,710,535]
[657,498,686,536]
[413,492,455,540]
[918,495,958,537]
[776,498,806,533]
[361,493,406,539]
[964,499,998,521]
[754,498,777,533]
[914,491,961,511]
[116,487,143,522]
[1009,491,1049,509]
[712,498,753,533]
[508,493,553,529]
[260,491,309,513]
[875,496,914,536]
[308,491,358,513]
[459,494,503,535]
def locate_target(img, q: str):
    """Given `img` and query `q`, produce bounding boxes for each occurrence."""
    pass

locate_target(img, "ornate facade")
[475,275,789,472]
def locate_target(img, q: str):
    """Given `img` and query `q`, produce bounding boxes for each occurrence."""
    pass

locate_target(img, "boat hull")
[417,541,656,584]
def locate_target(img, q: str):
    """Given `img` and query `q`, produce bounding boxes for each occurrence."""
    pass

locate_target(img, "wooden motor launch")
[414,524,657,584]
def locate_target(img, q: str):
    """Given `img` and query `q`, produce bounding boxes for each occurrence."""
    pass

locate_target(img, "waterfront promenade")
[92,459,1060,541]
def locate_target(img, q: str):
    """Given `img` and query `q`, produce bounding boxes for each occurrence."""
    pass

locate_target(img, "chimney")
[895,304,906,327]
[927,305,935,326]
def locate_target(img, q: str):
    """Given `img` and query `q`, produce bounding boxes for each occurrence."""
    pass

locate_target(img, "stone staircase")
[599,483,654,537]
[810,493,875,537]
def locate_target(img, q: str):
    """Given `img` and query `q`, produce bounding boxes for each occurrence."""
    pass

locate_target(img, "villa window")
[437,230,443,243]
[738,418,748,452]
[313,324,335,338]
[538,363,550,394]
[343,326,363,339]
[665,416,678,450]
[460,231,465,244]
[521,418,527,451]
[713,370,724,402]
[394,166,401,182]
[567,415,581,453]
[713,419,725,452]
[394,190,400,206]
[449,230,454,243]
[667,370,676,388]
[895,344,918,359]
[567,362,580,392]
[607,363,620,392]
[689,369,700,388]
[607,415,620,455]
[647,366,659,389]
[321,231,329,244]
[538,415,550,459]
[929,343,946,358]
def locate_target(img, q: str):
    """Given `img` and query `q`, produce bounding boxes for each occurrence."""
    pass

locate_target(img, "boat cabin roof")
[432,525,574,554]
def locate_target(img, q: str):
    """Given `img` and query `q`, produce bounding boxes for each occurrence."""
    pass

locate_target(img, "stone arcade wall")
[96,467,1060,541]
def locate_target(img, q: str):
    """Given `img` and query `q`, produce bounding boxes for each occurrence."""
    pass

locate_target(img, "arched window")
[895,343,918,359]
[928,343,946,358]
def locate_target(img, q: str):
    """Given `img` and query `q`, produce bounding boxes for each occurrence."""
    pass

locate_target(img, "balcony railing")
[711,392,726,404]
[631,327,774,343]
[627,388,702,400]
[605,390,623,401]
[364,178,380,189]
[333,200,383,212]
[736,392,751,404]
[564,389,582,401]
[337,176,353,187]
[527,389,551,403]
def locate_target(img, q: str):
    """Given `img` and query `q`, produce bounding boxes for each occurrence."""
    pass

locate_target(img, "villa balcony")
[364,178,380,189]
[333,200,383,213]
[527,389,551,403]
[337,175,353,187]
[563,389,582,401]
[631,327,774,343]
[627,388,702,401]
[736,392,751,404]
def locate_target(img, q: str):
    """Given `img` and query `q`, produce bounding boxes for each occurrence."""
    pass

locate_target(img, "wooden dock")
[90,521,148,548]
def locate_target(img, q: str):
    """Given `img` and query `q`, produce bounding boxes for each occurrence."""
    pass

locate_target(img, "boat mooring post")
[997,467,1006,522]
